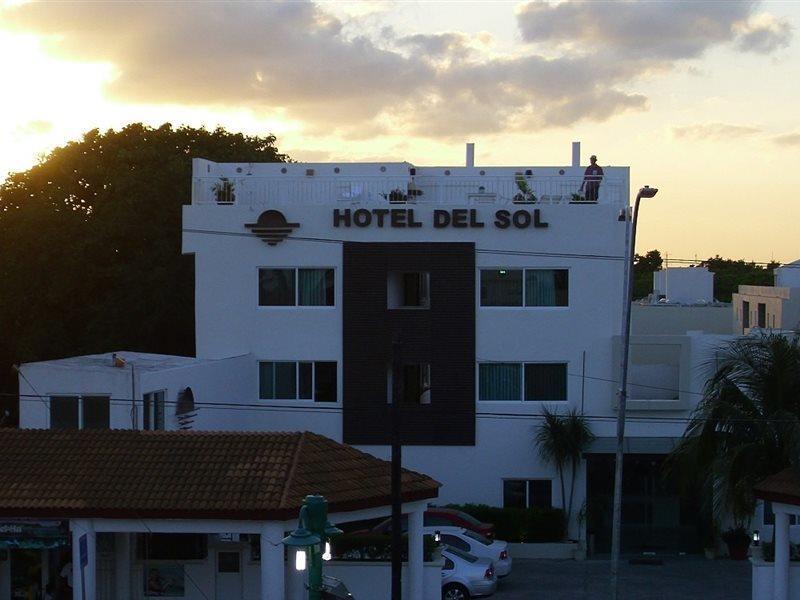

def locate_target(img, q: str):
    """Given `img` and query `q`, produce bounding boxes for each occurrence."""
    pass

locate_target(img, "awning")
[583,437,681,456]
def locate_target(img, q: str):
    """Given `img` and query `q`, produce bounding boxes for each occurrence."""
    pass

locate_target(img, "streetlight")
[283,494,343,600]
[610,185,658,599]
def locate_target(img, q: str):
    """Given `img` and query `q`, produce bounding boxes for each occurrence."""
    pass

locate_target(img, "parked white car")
[441,545,497,600]
[425,526,512,578]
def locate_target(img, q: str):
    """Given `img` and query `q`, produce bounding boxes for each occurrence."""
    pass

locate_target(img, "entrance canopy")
[0,429,440,520]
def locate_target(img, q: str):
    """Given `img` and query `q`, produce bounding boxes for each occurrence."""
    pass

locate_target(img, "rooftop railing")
[191,174,627,207]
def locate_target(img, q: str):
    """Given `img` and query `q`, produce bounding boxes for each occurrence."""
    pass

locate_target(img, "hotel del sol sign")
[246,207,549,245]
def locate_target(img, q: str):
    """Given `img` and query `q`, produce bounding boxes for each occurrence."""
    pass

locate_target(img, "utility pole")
[391,335,404,600]
[610,185,658,599]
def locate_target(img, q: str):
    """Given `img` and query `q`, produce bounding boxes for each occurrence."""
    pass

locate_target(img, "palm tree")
[668,333,800,525]
[535,407,595,535]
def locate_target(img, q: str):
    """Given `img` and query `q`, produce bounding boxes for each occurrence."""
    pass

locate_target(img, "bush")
[445,504,566,543]
[761,541,800,562]
[332,533,437,561]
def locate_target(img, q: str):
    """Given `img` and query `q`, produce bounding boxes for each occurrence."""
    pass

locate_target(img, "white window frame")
[477,267,570,309]
[502,478,554,509]
[48,394,111,429]
[257,361,339,404]
[476,361,569,403]
[256,266,336,308]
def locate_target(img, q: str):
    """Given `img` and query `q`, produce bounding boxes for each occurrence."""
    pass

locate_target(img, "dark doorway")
[586,454,707,555]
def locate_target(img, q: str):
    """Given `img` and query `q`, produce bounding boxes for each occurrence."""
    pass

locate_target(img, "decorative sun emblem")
[245,210,300,246]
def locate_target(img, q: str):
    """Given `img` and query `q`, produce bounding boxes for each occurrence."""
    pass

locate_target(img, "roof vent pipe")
[572,141,580,167]
[466,143,475,168]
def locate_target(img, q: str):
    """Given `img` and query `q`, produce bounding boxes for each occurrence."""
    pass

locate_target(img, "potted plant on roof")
[722,525,751,560]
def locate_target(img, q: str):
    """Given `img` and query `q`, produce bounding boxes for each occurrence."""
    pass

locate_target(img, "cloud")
[673,123,762,141]
[735,14,793,54]
[15,120,53,135]
[0,0,787,139]
[517,0,790,58]
[773,133,800,147]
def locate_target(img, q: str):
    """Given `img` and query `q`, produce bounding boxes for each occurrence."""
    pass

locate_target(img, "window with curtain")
[143,390,166,430]
[480,270,522,306]
[259,361,337,402]
[525,363,567,401]
[479,363,522,401]
[259,269,295,305]
[525,269,568,306]
[50,395,110,429]
[299,269,334,306]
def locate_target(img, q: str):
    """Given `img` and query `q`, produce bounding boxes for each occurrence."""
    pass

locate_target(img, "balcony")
[191,171,627,208]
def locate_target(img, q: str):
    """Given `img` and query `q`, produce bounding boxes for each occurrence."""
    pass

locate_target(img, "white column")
[41,549,49,595]
[408,506,424,600]
[71,519,97,600]
[260,522,285,600]
[773,509,790,600]
[114,532,131,600]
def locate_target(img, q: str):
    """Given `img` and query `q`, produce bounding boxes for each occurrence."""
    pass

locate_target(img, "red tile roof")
[0,429,439,520]
[754,468,800,507]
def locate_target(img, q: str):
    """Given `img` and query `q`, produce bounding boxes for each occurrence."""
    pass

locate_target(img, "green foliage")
[332,533,437,561]
[666,334,800,525]
[699,256,780,302]
[534,407,595,534]
[632,249,663,300]
[0,123,287,421]
[445,503,566,543]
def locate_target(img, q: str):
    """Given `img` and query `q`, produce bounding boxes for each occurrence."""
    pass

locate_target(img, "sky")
[1,0,799,262]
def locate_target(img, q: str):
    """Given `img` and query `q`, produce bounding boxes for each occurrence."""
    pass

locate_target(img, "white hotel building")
[19,145,717,553]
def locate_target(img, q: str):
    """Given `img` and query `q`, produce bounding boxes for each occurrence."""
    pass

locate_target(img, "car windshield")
[455,511,482,526]
[462,530,492,545]
[444,546,478,563]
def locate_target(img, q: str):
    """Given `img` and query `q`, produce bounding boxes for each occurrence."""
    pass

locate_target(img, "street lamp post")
[283,494,343,600]
[610,185,658,599]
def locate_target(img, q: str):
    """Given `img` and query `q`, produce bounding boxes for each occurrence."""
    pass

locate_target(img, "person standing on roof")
[580,154,604,202]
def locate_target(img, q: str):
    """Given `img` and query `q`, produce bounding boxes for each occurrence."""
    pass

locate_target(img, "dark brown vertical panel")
[343,242,475,446]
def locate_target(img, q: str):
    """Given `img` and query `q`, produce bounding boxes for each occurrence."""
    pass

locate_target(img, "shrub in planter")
[445,504,566,543]
[721,527,751,560]
[332,533,436,562]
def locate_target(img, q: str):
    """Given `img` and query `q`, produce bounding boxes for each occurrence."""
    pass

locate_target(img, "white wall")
[653,267,714,304]
[776,261,800,287]
[632,304,733,335]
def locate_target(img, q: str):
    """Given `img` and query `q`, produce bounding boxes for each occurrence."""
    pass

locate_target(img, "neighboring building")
[19,146,734,556]
[652,266,715,304]
[732,259,800,334]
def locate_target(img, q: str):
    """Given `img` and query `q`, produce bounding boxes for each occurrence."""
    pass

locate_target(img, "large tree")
[699,256,779,302]
[668,333,800,525]
[0,123,286,424]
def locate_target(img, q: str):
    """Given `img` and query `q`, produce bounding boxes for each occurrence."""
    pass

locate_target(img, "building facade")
[20,149,744,553]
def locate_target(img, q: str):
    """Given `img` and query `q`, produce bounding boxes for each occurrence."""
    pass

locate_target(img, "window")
[143,391,166,430]
[49,395,109,430]
[758,303,767,328]
[481,269,568,307]
[403,364,431,404]
[258,268,334,306]
[388,272,430,309]
[259,361,337,402]
[525,270,568,306]
[503,479,553,509]
[525,364,567,401]
[479,363,567,401]
[481,270,522,306]
[742,301,750,328]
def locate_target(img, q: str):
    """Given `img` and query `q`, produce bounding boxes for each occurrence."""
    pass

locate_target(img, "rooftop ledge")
[190,159,630,208]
